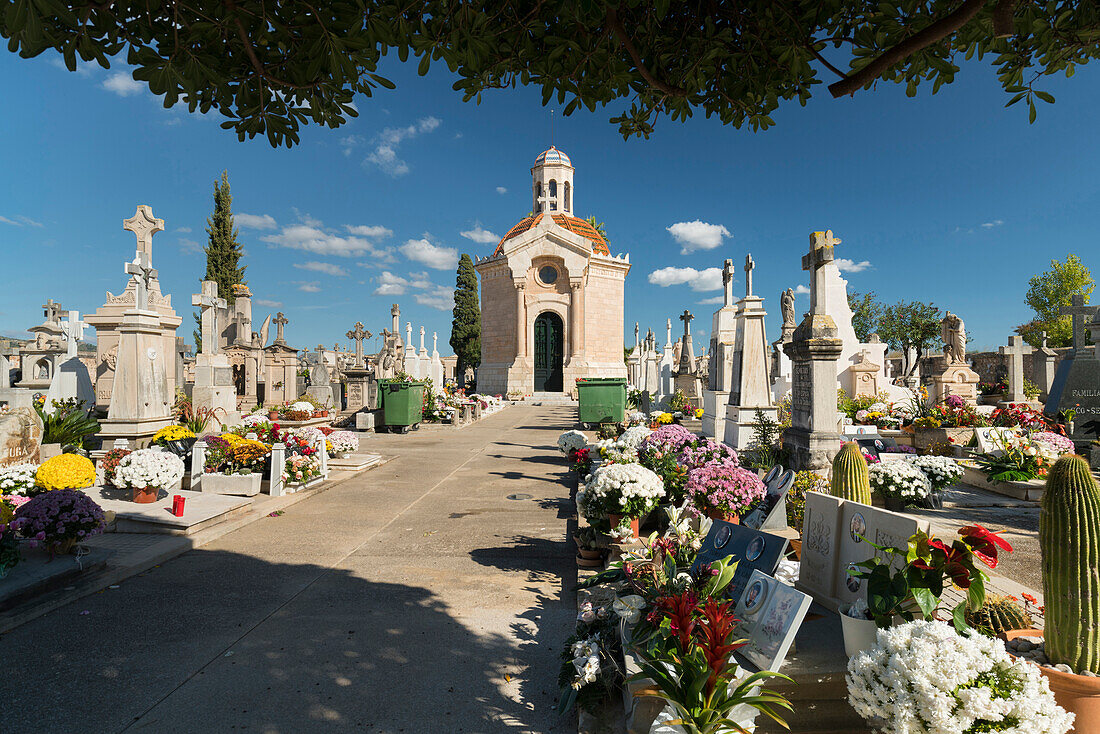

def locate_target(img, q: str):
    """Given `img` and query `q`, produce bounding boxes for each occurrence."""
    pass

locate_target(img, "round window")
[538,265,558,285]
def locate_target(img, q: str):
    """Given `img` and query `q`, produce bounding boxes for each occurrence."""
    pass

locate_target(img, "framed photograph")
[745,535,765,562]
[713,524,732,550]
[743,578,769,615]
[850,512,867,543]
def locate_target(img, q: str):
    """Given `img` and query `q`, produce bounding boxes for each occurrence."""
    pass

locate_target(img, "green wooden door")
[533,312,564,392]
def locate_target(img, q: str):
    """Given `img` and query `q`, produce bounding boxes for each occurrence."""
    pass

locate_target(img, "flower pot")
[201,472,262,496]
[788,539,802,561]
[576,553,603,568]
[1002,629,1100,729]
[608,514,639,538]
[50,537,77,556]
[268,411,279,421]
[578,548,602,560]
[884,497,906,512]
[706,509,739,524]
[132,486,159,503]
[840,606,880,657]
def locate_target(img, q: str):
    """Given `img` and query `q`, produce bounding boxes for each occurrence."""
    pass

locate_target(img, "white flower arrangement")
[617,425,652,452]
[113,449,185,490]
[906,454,964,492]
[241,414,269,426]
[584,462,665,517]
[868,460,932,501]
[288,426,327,448]
[557,429,588,455]
[847,620,1073,734]
[290,401,315,413]
[569,636,602,690]
[1030,431,1073,461]
[0,463,38,496]
[328,430,358,454]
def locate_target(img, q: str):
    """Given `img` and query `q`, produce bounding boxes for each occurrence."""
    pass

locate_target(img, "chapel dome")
[533,146,572,167]
[493,213,608,256]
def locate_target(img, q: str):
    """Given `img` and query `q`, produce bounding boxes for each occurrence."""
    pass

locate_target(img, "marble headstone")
[795,491,843,602]
[733,569,814,672]
[0,406,43,466]
[835,502,929,611]
[691,521,787,604]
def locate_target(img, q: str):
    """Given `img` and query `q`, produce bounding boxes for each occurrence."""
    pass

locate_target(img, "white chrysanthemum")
[869,461,932,501]
[290,401,316,413]
[617,425,652,452]
[906,455,964,491]
[557,430,588,455]
[846,620,1073,734]
[0,463,38,495]
[585,462,665,515]
[113,449,185,490]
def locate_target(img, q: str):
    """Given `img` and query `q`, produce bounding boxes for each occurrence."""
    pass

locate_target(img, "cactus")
[965,594,1033,637]
[830,441,871,505]
[1040,454,1100,673]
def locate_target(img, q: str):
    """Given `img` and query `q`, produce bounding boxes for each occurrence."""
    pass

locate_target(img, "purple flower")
[685,461,766,516]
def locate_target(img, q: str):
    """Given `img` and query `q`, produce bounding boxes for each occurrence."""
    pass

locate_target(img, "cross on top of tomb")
[125,251,158,312]
[123,205,165,261]
[346,321,372,367]
[722,258,735,306]
[59,310,86,358]
[273,312,288,344]
[41,299,63,325]
[802,229,841,315]
[744,253,755,297]
[192,280,226,355]
[679,309,693,335]
[1061,294,1097,352]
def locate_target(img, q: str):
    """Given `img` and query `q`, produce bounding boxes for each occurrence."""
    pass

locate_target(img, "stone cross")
[192,280,226,355]
[59,310,86,359]
[432,331,438,353]
[406,322,413,349]
[41,299,63,325]
[345,321,371,367]
[744,253,755,297]
[273,312,288,344]
[123,205,165,261]
[679,310,693,336]
[419,325,425,352]
[125,251,158,311]
[1061,294,1096,352]
[666,318,672,347]
[176,336,192,360]
[722,259,735,306]
[999,336,1034,402]
[802,230,841,315]
[634,322,640,350]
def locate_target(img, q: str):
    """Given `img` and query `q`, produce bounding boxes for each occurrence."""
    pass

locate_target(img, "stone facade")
[475,148,629,396]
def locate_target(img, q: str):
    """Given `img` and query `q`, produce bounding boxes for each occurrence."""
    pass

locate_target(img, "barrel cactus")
[965,594,1033,637]
[830,441,871,505]
[1040,453,1100,673]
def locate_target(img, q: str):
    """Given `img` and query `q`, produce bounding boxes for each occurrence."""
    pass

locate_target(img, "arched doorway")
[533,312,564,392]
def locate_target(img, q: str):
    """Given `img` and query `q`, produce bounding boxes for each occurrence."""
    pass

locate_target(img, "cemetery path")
[3,405,578,734]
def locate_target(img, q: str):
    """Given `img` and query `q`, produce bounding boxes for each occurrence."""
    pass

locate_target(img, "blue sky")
[2,48,1098,355]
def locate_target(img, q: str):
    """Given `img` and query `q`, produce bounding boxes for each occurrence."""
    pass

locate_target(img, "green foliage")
[585,216,609,244]
[848,291,883,343]
[1040,454,1100,673]
[34,398,99,449]
[7,3,1096,147]
[203,171,246,306]
[1017,254,1094,347]
[788,471,828,534]
[877,301,942,375]
[745,409,781,471]
[830,441,871,505]
[449,254,480,384]
[668,390,693,413]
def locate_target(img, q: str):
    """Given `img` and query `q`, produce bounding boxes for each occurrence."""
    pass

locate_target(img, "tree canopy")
[848,290,883,343]
[5,1,1097,147]
[450,253,481,384]
[1016,254,1094,347]
[877,300,943,375]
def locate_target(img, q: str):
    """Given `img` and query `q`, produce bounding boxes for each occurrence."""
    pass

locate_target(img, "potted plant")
[328,430,358,458]
[557,600,623,716]
[578,462,664,538]
[11,488,106,556]
[0,462,39,498]
[150,424,197,458]
[33,396,100,454]
[685,460,765,523]
[637,424,697,505]
[99,447,131,487]
[33,453,97,496]
[201,436,269,496]
[573,527,603,567]
[847,620,1072,734]
[284,453,322,487]
[112,448,186,503]
[868,460,932,511]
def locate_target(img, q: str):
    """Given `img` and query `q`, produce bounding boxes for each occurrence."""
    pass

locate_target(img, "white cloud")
[400,237,458,270]
[102,72,143,97]
[297,282,321,293]
[0,215,43,227]
[162,117,182,127]
[236,213,277,230]
[294,261,349,277]
[416,285,455,311]
[794,285,810,296]
[981,219,1005,228]
[262,216,396,260]
[255,299,283,308]
[697,296,724,305]
[835,258,872,273]
[50,58,98,77]
[666,220,730,254]
[647,266,723,292]
[496,186,508,195]
[177,226,192,233]
[344,224,392,239]
[460,224,500,244]
[373,271,451,308]
[364,116,442,176]
[374,271,410,295]
[178,238,202,254]
[340,134,364,156]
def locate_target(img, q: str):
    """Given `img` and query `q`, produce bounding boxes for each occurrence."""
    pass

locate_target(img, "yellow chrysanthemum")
[152,425,196,443]
[658,412,674,425]
[219,433,246,446]
[36,454,97,491]
[694,408,704,419]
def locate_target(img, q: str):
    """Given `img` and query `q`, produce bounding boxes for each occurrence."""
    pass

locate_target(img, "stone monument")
[999,335,1034,406]
[44,310,95,409]
[930,311,980,404]
[782,231,844,471]
[343,321,375,412]
[191,280,238,420]
[724,253,777,449]
[702,259,739,439]
[306,345,336,407]
[1047,295,1100,443]
[672,310,702,404]
[770,287,797,402]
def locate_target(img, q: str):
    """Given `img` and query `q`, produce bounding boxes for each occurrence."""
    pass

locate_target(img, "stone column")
[269,443,286,497]
[569,281,582,360]
[514,281,527,358]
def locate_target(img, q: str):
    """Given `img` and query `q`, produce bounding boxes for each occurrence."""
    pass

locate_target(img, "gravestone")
[343,321,376,412]
[702,259,739,439]
[45,310,95,409]
[672,310,702,403]
[835,501,930,611]
[264,312,300,407]
[658,318,674,402]
[1032,333,1058,402]
[999,336,1034,405]
[691,521,787,604]
[974,426,1021,455]
[1046,296,1100,442]
[742,469,794,530]
[305,346,336,407]
[191,281,237,420]
[724,253,777,449]
[0,406,43,466]
[733,569,814,672]
[854,435,898,460]
[795,492,843,602]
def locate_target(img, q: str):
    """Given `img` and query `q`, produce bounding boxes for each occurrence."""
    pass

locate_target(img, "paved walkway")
[4,406,577,734]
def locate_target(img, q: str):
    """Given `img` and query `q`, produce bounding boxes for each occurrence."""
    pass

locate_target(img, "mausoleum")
[475,147,630,396]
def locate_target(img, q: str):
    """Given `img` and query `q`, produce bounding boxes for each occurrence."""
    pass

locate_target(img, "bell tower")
[531,146,574,215]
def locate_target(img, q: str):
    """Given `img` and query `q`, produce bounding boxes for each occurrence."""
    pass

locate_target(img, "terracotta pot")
[1002,629,1100,728]
[608,514,639,538]
[268,411,278,420]
[706,509,739,524]
[788,538,802,561]
[321,410,329,418]
[576,554,603,568]
[578,548,602,560]
[132,486,159,503]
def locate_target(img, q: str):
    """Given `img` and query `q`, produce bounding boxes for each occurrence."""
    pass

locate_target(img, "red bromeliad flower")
[653,592,698,654]
[694,597,744,695]
[959,524,1012,568]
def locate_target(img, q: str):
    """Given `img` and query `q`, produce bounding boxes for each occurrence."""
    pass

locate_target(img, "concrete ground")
[2,405,577,734]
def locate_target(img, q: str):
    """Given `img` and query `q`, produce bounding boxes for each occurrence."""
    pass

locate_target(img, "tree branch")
[828,0,985,98]
[606,7,687,98]
[993,0,1017,37]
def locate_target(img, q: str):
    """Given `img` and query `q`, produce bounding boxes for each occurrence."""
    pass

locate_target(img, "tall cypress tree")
[450,253,481,386]
[204,170,247,305]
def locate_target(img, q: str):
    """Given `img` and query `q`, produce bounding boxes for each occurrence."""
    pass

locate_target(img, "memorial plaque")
[734,570,813,672]
[743,469,794,530]
[843,425,879,436]
[835,502,929,610]
[855,435,897,459]
[1047,357,1100,442]
[691,521,787,604]
[0,407,43,466]
[795,491,842,603]
[974,426,1020,455]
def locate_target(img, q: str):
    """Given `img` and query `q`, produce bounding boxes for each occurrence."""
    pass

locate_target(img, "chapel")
[475,147,630,396]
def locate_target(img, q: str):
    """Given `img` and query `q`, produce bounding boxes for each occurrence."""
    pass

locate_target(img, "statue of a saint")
[781,288,796,328]
[941,311,967,364]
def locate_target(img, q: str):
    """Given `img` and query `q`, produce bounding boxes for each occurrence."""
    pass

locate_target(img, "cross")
[41,299,63,324]
[345,321,371,366]
[419,325,425,352]
[679,309,693,336]
[1040,330,1048,349]
[433,331,438,354]
[125,251,158,311]
[123,205,165,261]
[176,336,193,359]
[722,259,735,306]
[1061,294,1097,352]
[406,322,412,348]
[634,322,640,350]
[59,310,86,359]
[802,229,841,315]
[192,281,226,355]
[744,253,755,297]
[273,312,288,344]
[999,336,1034,402]
[666,318,672,347]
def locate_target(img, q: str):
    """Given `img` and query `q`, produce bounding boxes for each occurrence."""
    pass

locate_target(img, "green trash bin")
[576,377,627,426]
[378,380,427,433]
